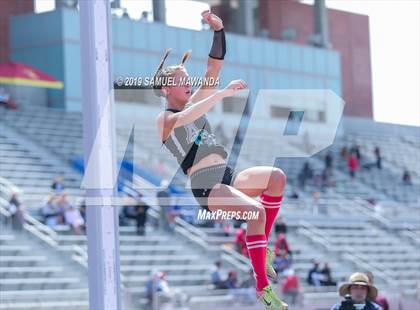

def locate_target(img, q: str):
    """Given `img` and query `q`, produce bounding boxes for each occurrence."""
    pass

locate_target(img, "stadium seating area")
[0,123,82,206]
[0,104,419,309]
[0,227,88,310]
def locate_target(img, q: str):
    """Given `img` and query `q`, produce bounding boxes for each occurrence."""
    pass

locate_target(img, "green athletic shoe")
[266,247,277,280]
[257,284,289,310]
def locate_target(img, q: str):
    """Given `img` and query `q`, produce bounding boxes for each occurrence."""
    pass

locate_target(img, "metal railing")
[298,220,394,285]
[0,178,59,249]
[174,216,209,249]
[220,244,250,273]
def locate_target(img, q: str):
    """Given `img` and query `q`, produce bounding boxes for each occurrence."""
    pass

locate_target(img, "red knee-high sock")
[259,193,283,240]
[246,234,269,291]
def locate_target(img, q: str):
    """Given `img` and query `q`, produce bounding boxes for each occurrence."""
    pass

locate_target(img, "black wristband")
[209,28,226,60]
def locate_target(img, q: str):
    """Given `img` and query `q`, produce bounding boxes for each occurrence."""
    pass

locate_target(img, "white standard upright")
[79,0,122,309]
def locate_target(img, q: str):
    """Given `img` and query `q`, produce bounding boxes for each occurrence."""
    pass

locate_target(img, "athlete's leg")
[207,183,288,309]
[232,166,287,239]
[207,184,267,287]
[232,166,286,197]
[232,166,287,282]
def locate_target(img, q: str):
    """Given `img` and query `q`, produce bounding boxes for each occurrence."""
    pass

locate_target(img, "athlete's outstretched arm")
[190,10,226,104]
[157,80,246,141]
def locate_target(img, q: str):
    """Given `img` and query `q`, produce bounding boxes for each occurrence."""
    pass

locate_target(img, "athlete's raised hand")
[224,79,247,97]
[201,10,223,31]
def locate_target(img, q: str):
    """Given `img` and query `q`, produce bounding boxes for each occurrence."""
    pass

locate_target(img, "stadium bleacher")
[1,104,419,309]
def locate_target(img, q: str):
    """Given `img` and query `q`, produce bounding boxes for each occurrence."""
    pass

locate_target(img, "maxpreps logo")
[197,209,260,221]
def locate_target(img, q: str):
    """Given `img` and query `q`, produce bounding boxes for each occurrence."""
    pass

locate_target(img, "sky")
[35,0,419,127]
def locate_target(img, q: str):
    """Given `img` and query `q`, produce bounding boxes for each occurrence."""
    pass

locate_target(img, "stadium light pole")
[79,1,122,309]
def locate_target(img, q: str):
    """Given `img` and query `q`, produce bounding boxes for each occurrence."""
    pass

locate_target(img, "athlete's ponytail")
[180,49,192,66]
[153,48,192,97]
[153,49,172,97]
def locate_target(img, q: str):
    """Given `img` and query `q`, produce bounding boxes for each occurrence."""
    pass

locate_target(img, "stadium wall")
[258,0,373,119]
[10,8,342,114]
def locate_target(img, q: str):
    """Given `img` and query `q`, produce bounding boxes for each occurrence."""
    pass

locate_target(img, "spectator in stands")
[282,268,300,305]
[307,260,323,287]
[340,146,348,160]
[223,270,238,289]
[7,192,25,230]
[123,193,150,235]
[274,232,290,256]
[289,189,299,199]
[351,144,362,161]
[347,152,359,179]
[273,249,291,275]
[156,179,171,231]
[321,263,337,286]
[365,271,389,310]
[210,261,226,289]
[139,11,149,22]
[374,146,382,169]
[57,193,70,222]
[235,222,248,257]
[0,87,18,110]
[78,200,86,223]
[146,270,173,306]
[298,161,314,189]
[402,169,412,185]
[41,195,62,227]
[64,205,85,235]
[330,272,382,310]
[324,151,333,169]
[51,176,65,194]
[274,215,287,235]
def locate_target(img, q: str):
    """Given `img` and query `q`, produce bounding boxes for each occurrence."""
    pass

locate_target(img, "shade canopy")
[0,62,63,89]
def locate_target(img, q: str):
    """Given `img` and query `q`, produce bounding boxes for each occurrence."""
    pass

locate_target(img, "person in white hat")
[330,272,382,310]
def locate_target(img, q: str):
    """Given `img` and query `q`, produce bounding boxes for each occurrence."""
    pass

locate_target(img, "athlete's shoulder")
[156,110,178,142]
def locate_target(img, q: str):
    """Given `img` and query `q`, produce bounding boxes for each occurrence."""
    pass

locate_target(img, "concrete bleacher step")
[0,123,83,209]
[123,273,209,286]
[0,266,64,278]
[0,277,81,290]
[0,288,88,302]
[119,254,200,264]
[0,227,88,309]
[0,256,47,267]
[0,245,32,255]
[55,234,169,245]
[58,244,185,255]
[0,301,88,310]
[120,264,210,275]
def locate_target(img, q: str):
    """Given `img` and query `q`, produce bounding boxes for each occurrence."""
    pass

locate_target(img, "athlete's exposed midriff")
[187,153,226,176]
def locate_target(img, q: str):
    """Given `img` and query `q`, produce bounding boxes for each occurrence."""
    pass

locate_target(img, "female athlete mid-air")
[154,10,288,310]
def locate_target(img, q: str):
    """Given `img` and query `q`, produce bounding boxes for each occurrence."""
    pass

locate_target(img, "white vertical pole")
[79,1,121,309]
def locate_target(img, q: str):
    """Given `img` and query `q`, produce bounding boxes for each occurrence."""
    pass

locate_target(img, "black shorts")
[190,163,238,211]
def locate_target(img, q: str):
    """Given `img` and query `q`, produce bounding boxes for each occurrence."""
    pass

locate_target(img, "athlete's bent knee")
[271,168,287,188]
